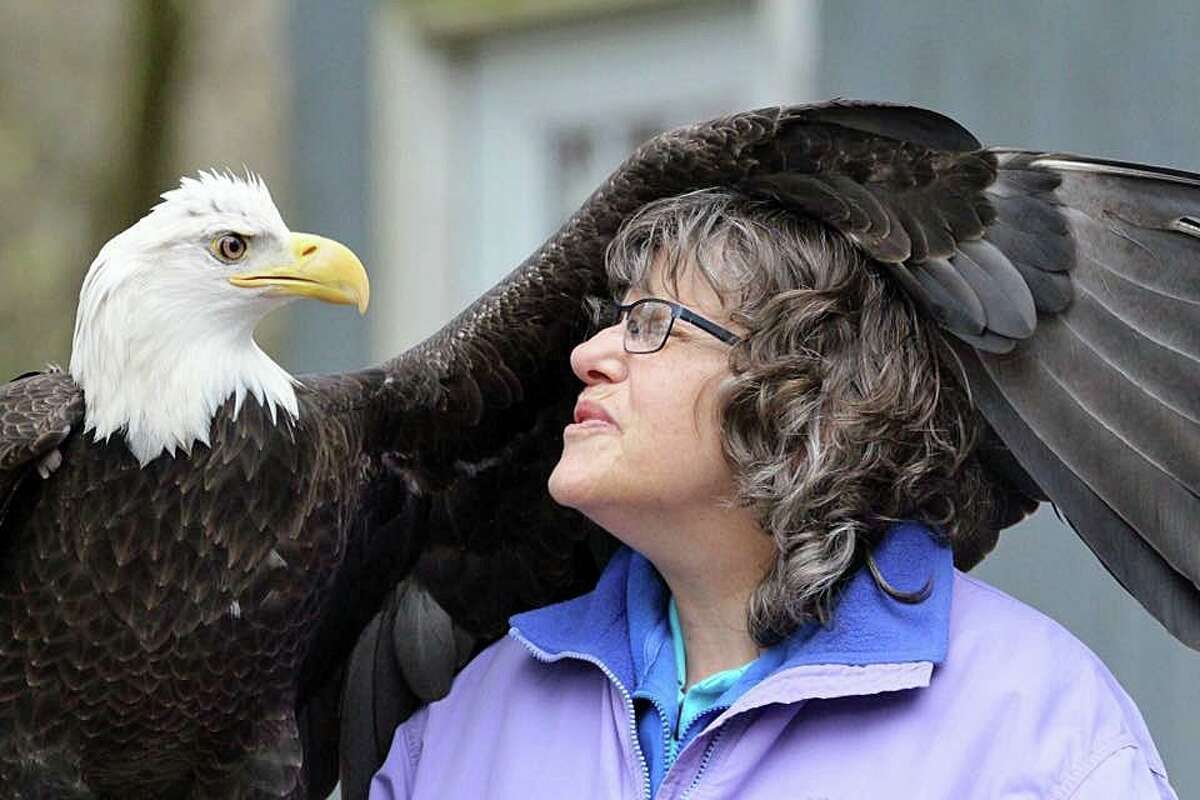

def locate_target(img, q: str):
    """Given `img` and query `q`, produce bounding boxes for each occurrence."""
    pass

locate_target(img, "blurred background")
[2,0,1198,794]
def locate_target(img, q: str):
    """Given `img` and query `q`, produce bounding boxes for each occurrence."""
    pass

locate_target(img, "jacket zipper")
[678,726,725,799]
[509,634,843,800]
[512,631,653,800]
[672,704,730,799]
[651,696,677,773]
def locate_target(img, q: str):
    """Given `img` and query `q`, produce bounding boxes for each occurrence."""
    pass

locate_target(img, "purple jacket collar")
[509,521,954,702]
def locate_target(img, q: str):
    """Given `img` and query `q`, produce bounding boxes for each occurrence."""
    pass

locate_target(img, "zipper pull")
[673,676,687,744]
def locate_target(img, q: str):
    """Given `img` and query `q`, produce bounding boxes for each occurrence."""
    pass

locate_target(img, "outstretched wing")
[302,102,1200,796]
[742,136,1200,646]
[0,369,83,532]
[951,155,1200,649]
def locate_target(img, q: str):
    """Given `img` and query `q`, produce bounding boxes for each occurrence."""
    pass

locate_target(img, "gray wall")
[817,1,1200,793]
[283,0,374,375]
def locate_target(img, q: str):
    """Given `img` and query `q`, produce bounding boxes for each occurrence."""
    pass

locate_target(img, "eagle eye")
[212,233,249,262]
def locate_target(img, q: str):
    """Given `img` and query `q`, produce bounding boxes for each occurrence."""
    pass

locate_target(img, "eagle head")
[68,171,369,466]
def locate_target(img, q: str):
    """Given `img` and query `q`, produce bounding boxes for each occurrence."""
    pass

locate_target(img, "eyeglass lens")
[624,300,674,353]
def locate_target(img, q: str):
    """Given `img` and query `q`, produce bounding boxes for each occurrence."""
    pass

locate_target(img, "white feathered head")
[69,171,369,465]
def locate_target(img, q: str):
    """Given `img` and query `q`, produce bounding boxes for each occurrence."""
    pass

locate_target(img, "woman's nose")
[570,325,627,385]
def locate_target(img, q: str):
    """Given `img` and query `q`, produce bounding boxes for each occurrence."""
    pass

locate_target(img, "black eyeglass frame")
[612,297,742,354]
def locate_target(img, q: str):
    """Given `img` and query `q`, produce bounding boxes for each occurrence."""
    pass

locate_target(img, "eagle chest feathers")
[0,393,360,790]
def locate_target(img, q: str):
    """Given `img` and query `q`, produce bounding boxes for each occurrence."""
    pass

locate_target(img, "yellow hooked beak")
[228,233,370,314]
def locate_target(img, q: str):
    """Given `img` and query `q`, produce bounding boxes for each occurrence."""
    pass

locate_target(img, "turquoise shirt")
[667,598,753,749]
[628,557,786,795]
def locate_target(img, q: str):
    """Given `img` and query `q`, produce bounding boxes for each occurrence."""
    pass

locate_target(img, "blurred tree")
[0,3,132,378]
[91,0,185,251]
[0,1,290,381]
[0,1,185,378]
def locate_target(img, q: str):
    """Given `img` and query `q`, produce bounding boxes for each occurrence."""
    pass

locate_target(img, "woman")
[371,190,1176,798]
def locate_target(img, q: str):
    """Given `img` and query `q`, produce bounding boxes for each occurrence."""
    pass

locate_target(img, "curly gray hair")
[604,189,1000,646]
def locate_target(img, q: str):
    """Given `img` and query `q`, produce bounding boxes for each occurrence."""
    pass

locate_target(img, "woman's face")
[548,259,740,535]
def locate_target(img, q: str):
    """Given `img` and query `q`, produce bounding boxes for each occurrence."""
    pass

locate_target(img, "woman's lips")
[567,399,618,435]
[573,399,616,426]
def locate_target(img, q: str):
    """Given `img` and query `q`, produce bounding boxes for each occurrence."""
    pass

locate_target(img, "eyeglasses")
[603,297,742,354]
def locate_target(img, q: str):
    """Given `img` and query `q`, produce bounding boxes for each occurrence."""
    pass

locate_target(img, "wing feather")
[962,154,1200,646]
[954,239,1036,339]
[1039,314,1200,492]
[909,258,988,335]
[956,344,1200,646]
[0,370,83,530]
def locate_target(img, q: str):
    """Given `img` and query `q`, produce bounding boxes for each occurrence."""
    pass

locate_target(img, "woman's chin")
[547,464,586,509]
[548,457,609,512]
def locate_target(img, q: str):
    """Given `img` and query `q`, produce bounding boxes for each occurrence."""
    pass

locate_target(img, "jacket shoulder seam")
[1048,734,1141,800]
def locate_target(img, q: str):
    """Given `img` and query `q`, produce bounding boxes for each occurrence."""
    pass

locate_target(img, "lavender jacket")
[372,525,1176,799]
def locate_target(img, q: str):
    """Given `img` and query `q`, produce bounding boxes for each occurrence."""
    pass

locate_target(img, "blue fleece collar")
[508,521,953,691]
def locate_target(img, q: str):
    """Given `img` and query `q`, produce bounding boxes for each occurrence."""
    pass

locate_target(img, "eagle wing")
[761,144,1200,646]
[951,155,1200,648]
[300,102,1200,797]
[0,369,83,531]
[695,124,1200,649]
[736,140,1200,648]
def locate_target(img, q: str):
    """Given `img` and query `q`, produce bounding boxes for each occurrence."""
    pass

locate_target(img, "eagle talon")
[36,449,63,480]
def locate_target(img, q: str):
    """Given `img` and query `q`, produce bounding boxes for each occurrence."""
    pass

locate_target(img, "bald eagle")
[1,103,1198,799]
